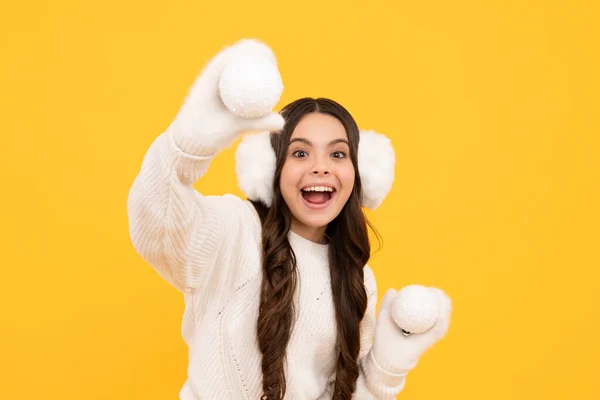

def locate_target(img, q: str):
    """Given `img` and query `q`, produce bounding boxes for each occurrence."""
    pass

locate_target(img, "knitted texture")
[127,126,408,399]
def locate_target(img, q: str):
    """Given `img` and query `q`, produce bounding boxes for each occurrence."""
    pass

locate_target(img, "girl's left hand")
[371,286,452,374]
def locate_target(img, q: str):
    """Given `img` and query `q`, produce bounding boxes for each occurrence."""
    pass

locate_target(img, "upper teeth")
[303,186,334,192]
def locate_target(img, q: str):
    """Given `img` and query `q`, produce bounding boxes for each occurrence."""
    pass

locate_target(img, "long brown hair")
[251,98,378,399]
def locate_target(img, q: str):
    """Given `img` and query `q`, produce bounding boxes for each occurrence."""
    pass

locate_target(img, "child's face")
[279,112,355,241]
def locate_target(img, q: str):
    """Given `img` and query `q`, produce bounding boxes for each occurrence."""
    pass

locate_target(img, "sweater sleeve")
[353,265,408,399]
[127,125,253,293]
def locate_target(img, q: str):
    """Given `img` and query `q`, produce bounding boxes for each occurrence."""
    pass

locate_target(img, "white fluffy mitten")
[169,39,285,156]
[371,287,452,374]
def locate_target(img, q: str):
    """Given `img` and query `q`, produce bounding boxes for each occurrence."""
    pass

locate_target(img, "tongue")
[303,191,330,204]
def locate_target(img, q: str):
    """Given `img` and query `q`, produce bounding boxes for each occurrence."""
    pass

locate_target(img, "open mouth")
[301,186,336,209]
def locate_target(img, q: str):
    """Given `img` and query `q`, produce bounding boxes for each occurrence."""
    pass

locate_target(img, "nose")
[311,163,330,176]
[311,169,329,176]
[310,153,331,176]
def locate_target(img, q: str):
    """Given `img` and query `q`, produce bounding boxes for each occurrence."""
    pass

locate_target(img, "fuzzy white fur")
[234,129,396,209]
[358,130,396,209]
[235,131,276,207]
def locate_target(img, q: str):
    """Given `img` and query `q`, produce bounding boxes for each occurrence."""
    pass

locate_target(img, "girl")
[127,39,451,400]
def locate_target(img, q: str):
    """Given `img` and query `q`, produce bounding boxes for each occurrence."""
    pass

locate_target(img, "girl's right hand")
[170,39,285,154]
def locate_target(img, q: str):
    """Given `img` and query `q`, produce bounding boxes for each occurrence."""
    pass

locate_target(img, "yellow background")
[1,0,599,398]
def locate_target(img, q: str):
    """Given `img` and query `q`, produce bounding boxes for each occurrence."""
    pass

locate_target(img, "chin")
[295,213,337,230]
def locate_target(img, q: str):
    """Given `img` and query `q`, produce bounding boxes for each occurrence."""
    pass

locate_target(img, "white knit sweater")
[127,126,408,399]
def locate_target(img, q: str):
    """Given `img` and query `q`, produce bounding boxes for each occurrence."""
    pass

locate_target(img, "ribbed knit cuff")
[361,350,409,390]
[170,123,220,158]
[168,127,214,185]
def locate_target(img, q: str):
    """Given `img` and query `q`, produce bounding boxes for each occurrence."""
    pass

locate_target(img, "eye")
[292,150,308,158]
[331,151,346,159]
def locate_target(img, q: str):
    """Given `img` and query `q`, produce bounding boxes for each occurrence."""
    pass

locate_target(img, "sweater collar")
[288,230,329,264]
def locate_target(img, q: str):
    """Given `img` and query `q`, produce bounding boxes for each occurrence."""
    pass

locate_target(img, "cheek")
[279,162,302,199]
[338,164,356,194]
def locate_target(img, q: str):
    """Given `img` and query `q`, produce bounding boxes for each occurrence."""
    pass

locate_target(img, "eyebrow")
[289,138,349,146]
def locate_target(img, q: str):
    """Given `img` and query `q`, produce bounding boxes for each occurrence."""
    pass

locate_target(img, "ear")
[358,130,396,210]
[235,131,275,207]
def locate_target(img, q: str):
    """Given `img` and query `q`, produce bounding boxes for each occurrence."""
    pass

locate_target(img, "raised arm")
[127,39,284,292]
